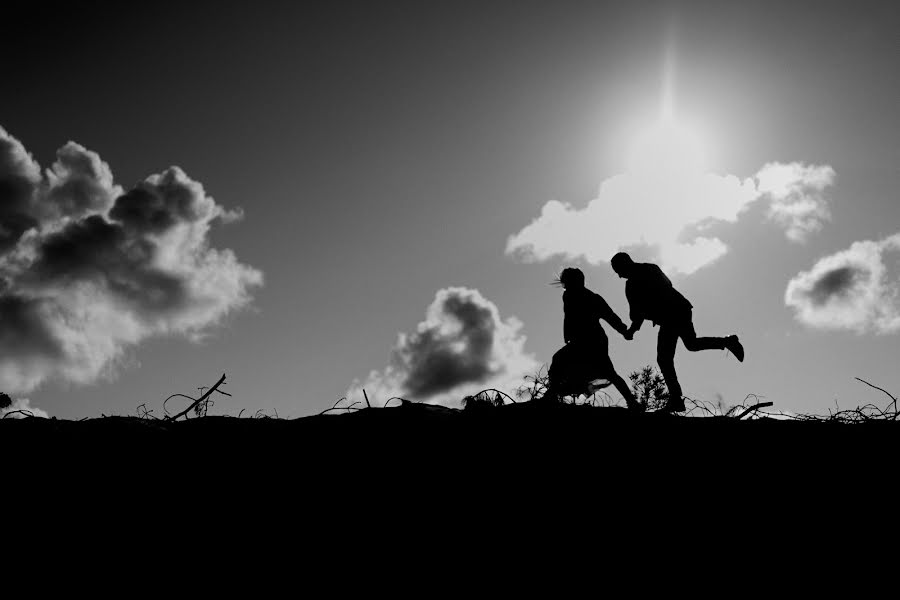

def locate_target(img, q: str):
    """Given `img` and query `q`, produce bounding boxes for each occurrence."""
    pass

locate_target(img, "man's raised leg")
[678,314,743,361]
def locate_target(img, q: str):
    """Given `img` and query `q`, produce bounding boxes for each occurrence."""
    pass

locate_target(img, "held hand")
[623,330,634,341]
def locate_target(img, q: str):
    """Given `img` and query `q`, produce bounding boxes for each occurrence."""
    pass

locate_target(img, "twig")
[320,397,362,415]
[855,377,898,414]
[2,409,35,419]
[363,389,372,408]
[472,388,518,404]
[166,374,228,421]
[135,403,158,420]
[164,394,199,416]
[320,397,366,415]
[736,402,774,420]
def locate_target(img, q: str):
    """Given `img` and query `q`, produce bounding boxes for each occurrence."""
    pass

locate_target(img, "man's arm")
[625,281,644,337]
[596,295,629,338]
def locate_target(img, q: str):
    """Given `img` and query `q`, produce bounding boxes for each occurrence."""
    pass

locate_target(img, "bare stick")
[2,409,36,419]
[320,399,364,415]
[363,389,372,409]
[737,402,774,420]
[166,374,227,421]
[164,393,199,416]
[855,377,898,413]
[321,397,352,415]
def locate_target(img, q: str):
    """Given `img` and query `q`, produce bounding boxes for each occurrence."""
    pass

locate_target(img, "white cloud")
[506,157,835,275]
[349,287,538,407]
[0,126,263,393]
[1,397,49,419]
[785,233,900,333]
[757,162,835,242]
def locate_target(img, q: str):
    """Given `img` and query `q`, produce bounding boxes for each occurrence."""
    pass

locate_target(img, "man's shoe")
[726,335,744,362]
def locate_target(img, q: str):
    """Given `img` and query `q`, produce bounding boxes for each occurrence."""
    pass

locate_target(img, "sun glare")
[626,118,707,178]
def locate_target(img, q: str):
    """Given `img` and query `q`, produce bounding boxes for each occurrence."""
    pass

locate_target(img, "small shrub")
[516,366,551,403]
[629,365,669,412]
[463,391,505,411]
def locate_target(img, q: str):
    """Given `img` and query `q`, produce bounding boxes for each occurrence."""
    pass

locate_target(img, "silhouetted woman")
[545,267,640,410]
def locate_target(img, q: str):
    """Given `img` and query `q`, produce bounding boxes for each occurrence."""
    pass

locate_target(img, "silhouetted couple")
[544,253,743,413]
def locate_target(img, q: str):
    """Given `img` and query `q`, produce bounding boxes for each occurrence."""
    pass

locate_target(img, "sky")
[1,0,898,419]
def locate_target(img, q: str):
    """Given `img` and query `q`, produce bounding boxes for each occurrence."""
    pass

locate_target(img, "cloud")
[785,233,900,333]
[0,126,263,393]
[349,287,538,407]
[506,157,834,275]
[1,396,49,419]
[757,162,835,242]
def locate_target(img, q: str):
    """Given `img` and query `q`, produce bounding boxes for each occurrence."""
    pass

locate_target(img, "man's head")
[553,267,585,289]
[611,252,635,278]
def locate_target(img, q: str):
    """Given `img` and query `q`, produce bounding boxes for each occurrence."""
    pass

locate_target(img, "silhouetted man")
[611,252,744,413]
[545,267,641,411]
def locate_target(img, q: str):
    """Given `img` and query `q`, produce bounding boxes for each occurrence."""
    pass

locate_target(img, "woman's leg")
[608,368,641,410]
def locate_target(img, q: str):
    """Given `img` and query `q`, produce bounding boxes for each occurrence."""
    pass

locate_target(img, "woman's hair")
[551,267,585,288]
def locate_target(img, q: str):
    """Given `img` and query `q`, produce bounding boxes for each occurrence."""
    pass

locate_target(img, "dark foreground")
[5,401,896,574]
[4,401,894,496]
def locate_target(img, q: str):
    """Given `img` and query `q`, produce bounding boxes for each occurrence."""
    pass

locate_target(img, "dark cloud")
[0,295,62,359]
[786,234,900,333]
[43,142,121,220]
[0,128,40,253]
[803,266,868,306]
[26,215,188,314]
[109,167,224,233]
[31,215,127,279]
[351,287,537,406]
[0,126,262,393]
[398,290,497,399]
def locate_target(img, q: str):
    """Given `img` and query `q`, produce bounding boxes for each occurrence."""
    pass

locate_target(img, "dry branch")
[737,402,775,420]
[2,409,35,419]
[165,374,228,421]
[472,388,518,404]
[855,377,898,415]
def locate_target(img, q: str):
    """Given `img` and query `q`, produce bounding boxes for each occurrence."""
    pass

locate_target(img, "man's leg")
[678,312,743,360]
[656,324,682,401]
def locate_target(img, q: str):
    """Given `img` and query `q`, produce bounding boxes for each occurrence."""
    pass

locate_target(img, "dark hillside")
[3,402,894,502]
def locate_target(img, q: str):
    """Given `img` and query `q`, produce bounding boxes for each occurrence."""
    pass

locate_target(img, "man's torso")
[627,263,692,324]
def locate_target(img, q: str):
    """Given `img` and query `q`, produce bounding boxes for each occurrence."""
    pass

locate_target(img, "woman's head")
[553,267,585,289]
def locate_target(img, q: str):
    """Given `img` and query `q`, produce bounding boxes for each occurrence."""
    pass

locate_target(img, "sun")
[626,117,708,178]
[625,42,709,179]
